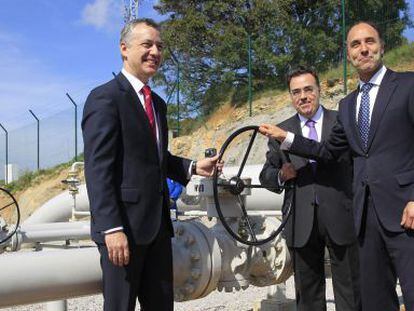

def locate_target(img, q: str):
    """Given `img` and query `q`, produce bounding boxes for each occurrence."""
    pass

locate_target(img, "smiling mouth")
[145,59,159,66]
[359,57,372,63]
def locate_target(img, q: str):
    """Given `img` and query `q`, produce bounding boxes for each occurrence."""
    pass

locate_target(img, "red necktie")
[142,85,156,139]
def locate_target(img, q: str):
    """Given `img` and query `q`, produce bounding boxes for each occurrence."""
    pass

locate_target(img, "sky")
[0,0,164,130]
[0,0,413,177]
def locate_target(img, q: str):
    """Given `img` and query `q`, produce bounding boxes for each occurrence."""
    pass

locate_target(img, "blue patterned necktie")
[358,83,374,151]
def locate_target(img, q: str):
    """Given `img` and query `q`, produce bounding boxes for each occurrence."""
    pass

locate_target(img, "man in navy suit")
[260,67,360,311]
[259,21,414,310]
[82,18,220,311]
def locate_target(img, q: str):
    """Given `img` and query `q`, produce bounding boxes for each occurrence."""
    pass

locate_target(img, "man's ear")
[120,42,128,60]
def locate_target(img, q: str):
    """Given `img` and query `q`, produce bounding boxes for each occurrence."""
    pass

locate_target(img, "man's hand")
[401,201,414,230]
[104,231,130,266]
[280,163,297,182]
[195,154,224,177]
[259,124,288,142]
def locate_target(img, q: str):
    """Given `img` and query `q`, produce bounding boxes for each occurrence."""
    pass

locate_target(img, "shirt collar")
[358,65,387,89]
[298,104,323,129]
[121,68,146,96]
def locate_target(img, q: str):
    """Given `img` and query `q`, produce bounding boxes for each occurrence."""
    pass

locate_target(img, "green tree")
[153,0,411,122]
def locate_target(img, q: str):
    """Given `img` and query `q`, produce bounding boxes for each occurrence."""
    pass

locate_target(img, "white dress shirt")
[278,105,324,185]
[355,65,387,123]
[121,68,160,143]
[105,69,161,235]
[282,66,388,150]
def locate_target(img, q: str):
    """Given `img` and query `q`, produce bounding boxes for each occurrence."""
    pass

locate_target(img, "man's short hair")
[347,21,384,44]
[120,18,160,45]
[286,66,320,91]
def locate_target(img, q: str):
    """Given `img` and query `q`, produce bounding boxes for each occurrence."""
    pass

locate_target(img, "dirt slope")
[5,61,414,221]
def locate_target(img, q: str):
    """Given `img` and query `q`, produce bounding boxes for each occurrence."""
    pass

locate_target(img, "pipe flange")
[172,220,221,301]
[248,218,293,286]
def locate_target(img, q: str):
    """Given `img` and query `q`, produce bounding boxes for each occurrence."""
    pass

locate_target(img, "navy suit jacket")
[260,108,355,247]
[290,69,414,235]
[82,73,191,245]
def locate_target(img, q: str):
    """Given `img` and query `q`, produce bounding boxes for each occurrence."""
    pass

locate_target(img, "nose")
[149,44,161,56]
[299,90,307,100]
[360,42,369,54]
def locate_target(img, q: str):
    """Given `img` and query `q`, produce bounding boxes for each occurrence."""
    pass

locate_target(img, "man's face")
[347,23,384,81]
[120,23,163,83]
[289,73,320,119]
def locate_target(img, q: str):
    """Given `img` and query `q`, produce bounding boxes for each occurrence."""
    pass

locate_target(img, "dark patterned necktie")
[358,83,374,150]
[142,85,156,139]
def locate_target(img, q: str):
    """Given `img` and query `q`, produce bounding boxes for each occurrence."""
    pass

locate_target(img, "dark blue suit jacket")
[290,69,414,235]
[82,73,191,245]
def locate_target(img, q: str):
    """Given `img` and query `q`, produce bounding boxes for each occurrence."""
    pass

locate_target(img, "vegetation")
[0,154,84,193]
[153,0,412,125]
[172,41,414,136]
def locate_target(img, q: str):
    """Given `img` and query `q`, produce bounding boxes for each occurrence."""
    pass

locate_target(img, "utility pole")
[124,0,140,23]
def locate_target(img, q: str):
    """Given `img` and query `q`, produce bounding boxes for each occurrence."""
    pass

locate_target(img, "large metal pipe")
[24,184,89,225]
[0,220,292,308]
[0,247,102,308]
[10,221,90,250]
[24,165,282,225]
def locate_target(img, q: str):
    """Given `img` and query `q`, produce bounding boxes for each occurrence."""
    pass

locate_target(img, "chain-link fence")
[0,0,413,183]
[0,103,85,183]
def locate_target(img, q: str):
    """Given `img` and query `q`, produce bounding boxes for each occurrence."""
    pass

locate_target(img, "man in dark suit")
[259,21,414,311]
[82,19,220,311]
[260,67,360,311]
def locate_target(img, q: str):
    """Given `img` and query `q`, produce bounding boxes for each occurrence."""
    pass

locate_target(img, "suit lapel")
[366,70,397,150]
[116,73,160,160]
[152,94,164,164]
[321,107,334,141]
[346,90,365,152]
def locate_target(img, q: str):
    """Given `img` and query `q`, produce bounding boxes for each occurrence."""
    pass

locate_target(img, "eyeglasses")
[290,86,317,98]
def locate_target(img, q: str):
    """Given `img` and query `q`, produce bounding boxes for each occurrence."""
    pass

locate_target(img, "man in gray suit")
[260,66,360,311]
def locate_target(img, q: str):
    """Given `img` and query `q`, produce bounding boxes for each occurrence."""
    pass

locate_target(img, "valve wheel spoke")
[236,195,257,242]
[0,201,15,212]
[0,187,20,245]
[237,129,258,178]
[212,125,289,246]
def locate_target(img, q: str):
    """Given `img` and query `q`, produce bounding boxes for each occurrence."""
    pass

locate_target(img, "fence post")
[66,93,78,161]
[342,0,347,94]
[29,110,40,171]
[0,123,8,184]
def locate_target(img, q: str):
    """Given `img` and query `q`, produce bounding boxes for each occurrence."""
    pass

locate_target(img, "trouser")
[98,213,173,311]
[358,192,414,311]
[292,208,361,311]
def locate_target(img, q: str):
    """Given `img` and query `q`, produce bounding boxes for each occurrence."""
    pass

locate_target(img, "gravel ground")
[1,276,340,311]
[2,275,404,310]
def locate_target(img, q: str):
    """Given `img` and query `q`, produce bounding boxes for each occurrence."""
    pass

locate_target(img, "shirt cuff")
[280,132,294,150]
[188,161,194,178]
[103,226,123,234]
[277,171,285,186]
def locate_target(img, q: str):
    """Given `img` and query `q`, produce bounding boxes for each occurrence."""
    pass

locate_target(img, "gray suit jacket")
[260,107,356,247]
